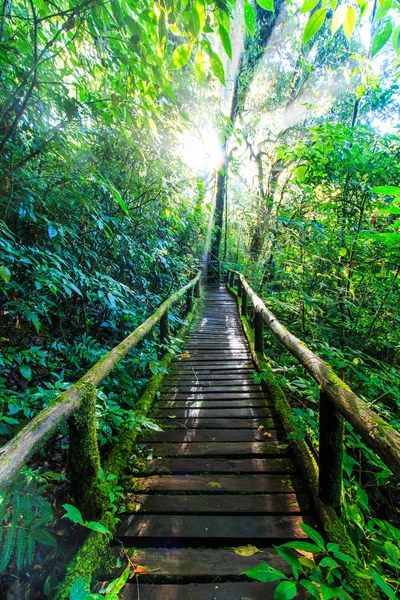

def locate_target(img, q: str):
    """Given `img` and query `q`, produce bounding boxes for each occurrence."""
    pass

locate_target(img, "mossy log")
[0,271,201,493]
[227,270,400,479]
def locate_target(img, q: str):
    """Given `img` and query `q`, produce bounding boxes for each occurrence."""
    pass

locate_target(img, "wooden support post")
[254,310,264,354]
[237,276,242,297]
[186,288,193,315]
[160,311,170,343]
[229,271,234,287]
[241,287,247,317]
[319,391,344,511]
[195,279,201,298]
[68,384,101,519]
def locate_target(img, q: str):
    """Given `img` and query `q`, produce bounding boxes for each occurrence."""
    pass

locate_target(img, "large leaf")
[275,580,297,600]
[169,44,191,69]
[20,364,32,380]
[371,20,393,57]
[62,504,84,525]
[194,49,206,82]
[256,0,274,10]
[300,0,319,14]
[219,24,232,59]
[372,185,400,195]
[0,265,11,283]
[70,578,90,600]
[343,5,356,41]
[370,570,398,600]
[105,566,130,593]
[299,522,325,550]
[210,52,226,85]
[281,541,322,552]
[244,0,256,36]
[303,9,327,45]
[85,521,112,535]
[331,4,347,35]
[243,563,287,582]
[233,545,260,556]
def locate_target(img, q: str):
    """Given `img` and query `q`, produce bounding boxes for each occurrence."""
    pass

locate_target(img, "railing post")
[160,310,170,343]
[68,383,101,519]
[254,310,264,354]
[229,271,234,287]
[319,391,344,511]
[195,278,201,298]
[241,287,247,317]
[237,276,242,297]
[186,288,193,314]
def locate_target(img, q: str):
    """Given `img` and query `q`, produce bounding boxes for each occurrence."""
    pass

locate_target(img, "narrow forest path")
[115,285,319,599]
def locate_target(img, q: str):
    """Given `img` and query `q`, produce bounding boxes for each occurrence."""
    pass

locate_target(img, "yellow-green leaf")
[300,0,319,14]
[256,0,274,10]
[219,24,232,59]
[194,49,206,82]
[303,9,327,45]
[244,0,256,36]
[169,44,191,69]
[343,5,356,41]
[210,52,225,85]
[233,545,261,556]
[331,4,347,35]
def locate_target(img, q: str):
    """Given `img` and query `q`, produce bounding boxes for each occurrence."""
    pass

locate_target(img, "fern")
[0,475,56,573]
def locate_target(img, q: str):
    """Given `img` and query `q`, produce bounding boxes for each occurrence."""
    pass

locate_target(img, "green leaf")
[303,9,327,45]
[62,504,84,525]
[384,541,400,562]
[210,52,226,85]
[300,580,321,599]
[0,265,11,283]
[274,580,297,600]
[299,523,325,550]
[370,570,398,600]
[319,556,340,568]
[374,0,392,22]
[372,185,400,196]
[219,24,232,59]
[300,0,319,14]
[244,0,256,36]
[281,541,322,553]
[331,4,347,35]
[256,0,274,10]
[320,583,337,600]
[343,5,356,41]
[169,44,191,69]
[244,564,287,582]
[70,578,90,600]
[194,49,206,82]
[105,566,130,593]
[84,521,112,535]
[371,20,393,57]
[20,364,32,380]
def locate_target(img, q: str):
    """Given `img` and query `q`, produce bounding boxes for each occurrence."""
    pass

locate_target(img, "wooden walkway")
[116,286,318,599]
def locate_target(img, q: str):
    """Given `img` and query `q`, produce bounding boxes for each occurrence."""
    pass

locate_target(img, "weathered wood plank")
[143,441,290,457]
[135,457,296,474]
[156,408,269,419]
[124,493,309,514]
[150,429,284,443]
[129,474,301,493]
[120,582,303,600]
[116,514,317,542]
[160,392,267,401]
[157,400,268,409]
[158,418,279,429]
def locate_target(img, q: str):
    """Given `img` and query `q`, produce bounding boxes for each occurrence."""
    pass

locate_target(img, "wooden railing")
[0,271,201,496]
[227,269,400,509]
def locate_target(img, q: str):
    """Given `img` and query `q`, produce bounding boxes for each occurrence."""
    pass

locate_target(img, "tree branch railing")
[227,269,400,509]
[0,271,201,498]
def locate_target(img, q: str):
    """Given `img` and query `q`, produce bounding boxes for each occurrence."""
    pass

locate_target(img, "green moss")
[55,299,201,597]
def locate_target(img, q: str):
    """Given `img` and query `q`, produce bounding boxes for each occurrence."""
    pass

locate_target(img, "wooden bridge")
[0,266,399,599]
[116,285,318,598]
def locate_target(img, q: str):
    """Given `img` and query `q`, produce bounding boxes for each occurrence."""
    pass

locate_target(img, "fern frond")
[26,529,35,566]
[0,526,16,572]
[34,528,57,547]
[16,526,27,570]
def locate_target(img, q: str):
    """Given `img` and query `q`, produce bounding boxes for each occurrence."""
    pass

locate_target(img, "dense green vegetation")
[1,0,399,597]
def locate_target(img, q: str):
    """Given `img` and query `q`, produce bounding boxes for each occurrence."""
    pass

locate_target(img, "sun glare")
[178,128,224,173]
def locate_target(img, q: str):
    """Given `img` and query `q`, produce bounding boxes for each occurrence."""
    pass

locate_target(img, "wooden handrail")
[0,271,201,493]
[227,269,400,488]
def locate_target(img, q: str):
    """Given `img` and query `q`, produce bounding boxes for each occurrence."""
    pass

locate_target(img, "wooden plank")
[160,393,266,401]
[156,409,269,419]
[164,374,258,383]
[157,400,267,409]
[120,582,301,600]
[144,441,290,457]
[129,474,301,493]
[172,364,254,371]
[150,429,284,443]
[136,457,296,474]
[158,418,279,429]
[116,514,317,543]
[124,493,309,514]
[119,548,293,577]
[159,386,264,394]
